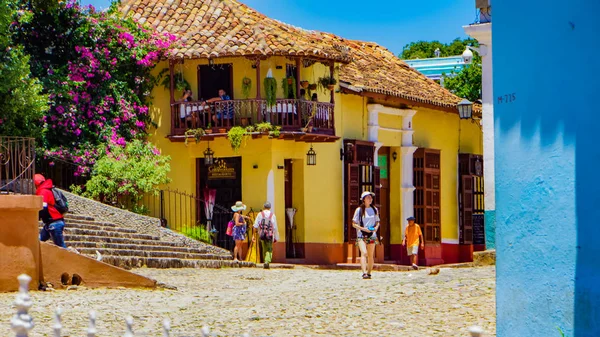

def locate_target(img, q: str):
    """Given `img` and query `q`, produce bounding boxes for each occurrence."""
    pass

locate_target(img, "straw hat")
[231,201,246,212]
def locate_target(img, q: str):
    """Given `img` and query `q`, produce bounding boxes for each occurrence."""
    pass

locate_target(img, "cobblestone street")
[1,266,496,336]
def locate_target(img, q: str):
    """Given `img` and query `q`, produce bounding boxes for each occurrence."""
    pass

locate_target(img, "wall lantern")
[306,145,317,166]
[457,99,473,120]
[392,151,398,162]
[204,142,214,166]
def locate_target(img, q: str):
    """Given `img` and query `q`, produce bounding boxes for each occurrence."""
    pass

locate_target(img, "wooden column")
[169,60,176,134]
[329,62,335,104]
[255,59,261,99]
[296,58,301,97]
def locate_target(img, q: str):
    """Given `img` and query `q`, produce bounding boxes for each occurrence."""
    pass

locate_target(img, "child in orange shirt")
[402,216,424,270]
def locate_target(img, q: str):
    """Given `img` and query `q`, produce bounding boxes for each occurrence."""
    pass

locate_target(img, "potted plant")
[227,126,248,153]
[158,68,191,93]
[218,127,227,134]
[242,77,252,99]
[264,77,278,107]
[281,76,297,99]
[255,122,273,135]
[269,126,282,138]
[184,128,205,145]
[245,125,255,133]
[205,123,212,134]
[300,80,309,89]
[318,76,337,92]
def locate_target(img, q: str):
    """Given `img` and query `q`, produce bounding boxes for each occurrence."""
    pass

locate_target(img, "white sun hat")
[231,201,247,212]
[360,191,375,200]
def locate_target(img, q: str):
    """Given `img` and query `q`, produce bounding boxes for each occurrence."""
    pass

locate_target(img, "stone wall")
[62,190,230,255]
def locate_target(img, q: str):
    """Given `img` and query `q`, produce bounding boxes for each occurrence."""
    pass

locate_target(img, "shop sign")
[208,159,236,180]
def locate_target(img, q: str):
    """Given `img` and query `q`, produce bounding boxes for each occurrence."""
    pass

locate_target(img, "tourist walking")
[252,201,279,269]
[231,201,249,261]
[402,216,424,270]
[34,174,67,248]
[352,191,380,279]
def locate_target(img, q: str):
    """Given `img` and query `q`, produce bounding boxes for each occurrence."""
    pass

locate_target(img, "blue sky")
[81,0,476,55]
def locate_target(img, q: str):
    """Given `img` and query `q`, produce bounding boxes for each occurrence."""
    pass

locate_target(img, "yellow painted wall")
[413,108,483,242]
[146,56,482,255]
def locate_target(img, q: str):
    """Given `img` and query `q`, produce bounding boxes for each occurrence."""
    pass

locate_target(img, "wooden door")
[345,163,360,242]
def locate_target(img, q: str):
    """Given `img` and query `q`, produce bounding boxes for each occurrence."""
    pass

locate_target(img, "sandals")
[362,273,372,279]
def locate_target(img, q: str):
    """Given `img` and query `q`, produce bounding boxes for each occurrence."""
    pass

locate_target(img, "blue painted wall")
[494,1,600,336]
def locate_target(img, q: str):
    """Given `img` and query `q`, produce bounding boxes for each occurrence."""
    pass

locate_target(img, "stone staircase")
[41,214,254,269]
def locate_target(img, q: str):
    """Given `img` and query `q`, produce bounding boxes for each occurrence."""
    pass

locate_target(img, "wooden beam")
[329,62,335,104]
[255,59,261,99]
[169,60,176,135]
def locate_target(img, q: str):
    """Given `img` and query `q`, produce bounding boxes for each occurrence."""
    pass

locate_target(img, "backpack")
[51,187,69,214]
[259,211,274,241]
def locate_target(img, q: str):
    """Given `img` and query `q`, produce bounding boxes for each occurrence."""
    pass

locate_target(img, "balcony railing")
[171,99,334,136]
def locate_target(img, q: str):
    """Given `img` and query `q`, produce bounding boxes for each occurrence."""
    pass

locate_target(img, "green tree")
[400,38,482,101]
[443,61,482,102]
[80,140,171,213]
[0,1,48,137]
[400,38,479,59]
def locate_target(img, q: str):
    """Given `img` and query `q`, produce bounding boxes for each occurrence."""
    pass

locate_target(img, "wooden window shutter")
[460,175,474,244]
[373,166,381,207]
[345,164,360,242]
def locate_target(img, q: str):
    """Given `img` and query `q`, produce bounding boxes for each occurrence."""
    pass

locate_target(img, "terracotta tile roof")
[334,38,476,112]
[119,0,351,62]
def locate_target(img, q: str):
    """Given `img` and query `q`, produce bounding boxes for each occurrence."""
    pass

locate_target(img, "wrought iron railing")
[138,188,258,251]
[36,156,89,192]
[171,99,334,136]
[0,136,36,195]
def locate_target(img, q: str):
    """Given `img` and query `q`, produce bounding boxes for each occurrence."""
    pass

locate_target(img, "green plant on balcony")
[255,122,273,134]
[227,126,248,153]
[245,125,256,133]
[158,68,190,93]
[318,76,337,93]
[264,77,278,107]
[241,76,252,98]
[281,76,297,99]
[269,126,282,138]
[184,128,205,145]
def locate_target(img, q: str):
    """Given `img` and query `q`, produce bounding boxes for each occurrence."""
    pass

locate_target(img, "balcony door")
[197,64,233,101]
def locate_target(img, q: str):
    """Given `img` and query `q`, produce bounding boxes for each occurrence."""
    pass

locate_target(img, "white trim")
[378,126,403,133]
[267,170,275,211]
[441,238,459,244]
[367,104,416,117]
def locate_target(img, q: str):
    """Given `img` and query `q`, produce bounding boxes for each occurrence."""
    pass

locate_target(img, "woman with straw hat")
[231,201,249,261]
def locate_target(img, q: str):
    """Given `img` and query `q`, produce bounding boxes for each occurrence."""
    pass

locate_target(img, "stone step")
[64,214,97,222]
[63,235,173,246]
[77,248,231,260]
[39,222,137,234]
[63,218,119,228]
[62,228,159,240]
[66,241,214,254]
[96,255,255,269]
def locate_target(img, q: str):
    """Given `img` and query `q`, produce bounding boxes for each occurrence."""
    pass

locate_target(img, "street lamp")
[204,142,214,166]
[457,99,473,120]
[306,145,317,166]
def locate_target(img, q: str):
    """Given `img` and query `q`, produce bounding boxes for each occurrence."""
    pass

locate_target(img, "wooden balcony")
[170,99,335,140]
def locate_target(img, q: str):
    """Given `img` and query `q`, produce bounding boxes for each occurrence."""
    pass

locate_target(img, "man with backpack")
[34,174,68,248]
[252,201,279,269]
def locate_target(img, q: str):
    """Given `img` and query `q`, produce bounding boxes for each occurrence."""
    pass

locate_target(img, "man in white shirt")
[252,201,279,269]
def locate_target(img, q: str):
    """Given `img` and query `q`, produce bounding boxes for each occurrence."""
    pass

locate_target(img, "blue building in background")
[405,56,467,85]
[494,0,600,336]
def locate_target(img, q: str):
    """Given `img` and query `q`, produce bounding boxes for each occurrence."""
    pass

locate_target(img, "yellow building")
[120,0,484,265]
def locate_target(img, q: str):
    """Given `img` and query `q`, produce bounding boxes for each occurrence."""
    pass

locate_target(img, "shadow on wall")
[494,0,599,336]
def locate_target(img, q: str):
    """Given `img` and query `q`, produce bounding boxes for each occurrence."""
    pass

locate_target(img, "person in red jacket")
[34,174,66,248]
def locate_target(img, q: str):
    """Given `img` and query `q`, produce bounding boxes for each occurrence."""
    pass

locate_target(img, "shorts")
[407,245,419,256]
[356,235,378,245]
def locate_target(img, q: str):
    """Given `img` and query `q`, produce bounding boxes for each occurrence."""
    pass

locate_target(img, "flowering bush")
[12,0,175,170]
[81,140,171,212]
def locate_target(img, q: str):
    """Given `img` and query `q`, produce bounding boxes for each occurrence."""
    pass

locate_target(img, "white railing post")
[87,311,97,337]
[52,308,62,337]
[162,319,170,337]
[11,274,34,337]
[469,326,484,337]
[123,316,134,337]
